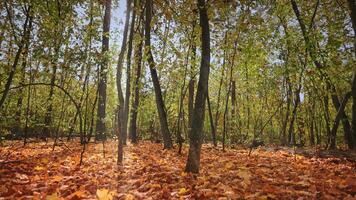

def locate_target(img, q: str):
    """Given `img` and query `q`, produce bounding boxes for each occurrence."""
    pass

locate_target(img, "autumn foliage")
[0,141,355,199]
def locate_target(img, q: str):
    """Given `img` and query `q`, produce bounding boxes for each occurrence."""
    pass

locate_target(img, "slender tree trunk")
[145,0,172,149]
[43,59,58,140]
[309,96,315,145]
[231,81,236,119]
[185,0,210,173]
[117,0,130,164]
[207,91,216,146]
[123,0,137,144]
[281,78,291,145]
[96,0,111,141]
[177,45,191,153]
[14,22,31,138]
[188,79,195,133]
[213,33,228,141]
[347,0,356,149]
[129,15,144,144]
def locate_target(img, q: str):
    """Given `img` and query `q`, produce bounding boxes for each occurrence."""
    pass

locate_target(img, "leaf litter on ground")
[0,140,355,199]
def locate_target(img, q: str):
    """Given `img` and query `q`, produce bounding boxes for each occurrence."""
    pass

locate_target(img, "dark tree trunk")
[231,81,236,119]
[347,0,356,149]
[323,95,332,148]
[123,0,137,144]
[177,44,191,153]
[288,82,301,145]
[129,14,144,144]
[145,0,172,149]
[213,33,227,141]
[222,38,237,151]
[185,0,210,173]
[281,78,291,145]
[188,79,195,134]
[207,91,216,146]
[309,97,315,146]
[329,92,352,149]
[43,60,57,140]
[96,0,111,141]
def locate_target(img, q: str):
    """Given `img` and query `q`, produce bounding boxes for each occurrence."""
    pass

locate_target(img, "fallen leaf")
[34,166,45,171]
[96,188,115,200]
[46,193,60,200]
[178,188,188,195]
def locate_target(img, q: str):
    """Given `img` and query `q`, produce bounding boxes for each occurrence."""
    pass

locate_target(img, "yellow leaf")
[224,162,233,170]
[125,194,135,200]
[148,183,161,189]
[96,188,115,200]
[52,175,63,182]
[41,158,49,164]
[70,190,86,198]
[178,188,188,195]
[237,167,251,188]
[46,193,59,200]
[180,172,187,177]
[35,166,44,171]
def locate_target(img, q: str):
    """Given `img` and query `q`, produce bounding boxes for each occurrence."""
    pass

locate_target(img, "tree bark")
[129,13,144,144]
[185,0,210,173]
[207,91,216,146]
[347,0,356,149]
[188,79,195,133]
[329,92,352,149]
[145,0,172,149]
[96,0,111,141]
[123,0,137,144]
[117,0,131,164]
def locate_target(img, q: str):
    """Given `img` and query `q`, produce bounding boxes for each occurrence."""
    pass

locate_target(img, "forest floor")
[0,140,355,200]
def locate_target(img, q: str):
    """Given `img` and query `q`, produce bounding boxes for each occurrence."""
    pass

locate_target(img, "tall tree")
[123,0,137,144]
[96,0,112,141]
[144,0,172,149]
[185,0,210,173]
[129,20,144,144]
[117,0,131,163]
[347,0,356,148]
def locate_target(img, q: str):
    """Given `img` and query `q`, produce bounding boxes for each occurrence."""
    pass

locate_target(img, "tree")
[185,0,210,173]
[96,0,112,141]
[144,0,172,149]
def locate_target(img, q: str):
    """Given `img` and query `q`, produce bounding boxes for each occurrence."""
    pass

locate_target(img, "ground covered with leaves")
[0,140,355,199]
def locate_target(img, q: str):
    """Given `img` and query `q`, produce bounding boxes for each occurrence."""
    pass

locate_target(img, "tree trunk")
[129,14,144,144]
[309,97,315,146]
[281,78,291,145]
[323,95,332,148]
[207,91,216,146]
[347,0,356,149]
[117,0,131,164]
[188,79,195,133]
[145,0,172,149]
[185,0,210,173]
[96,0,111,141]
[123,0,137,144]
[231,81,236,119]
[329,92,352,149]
